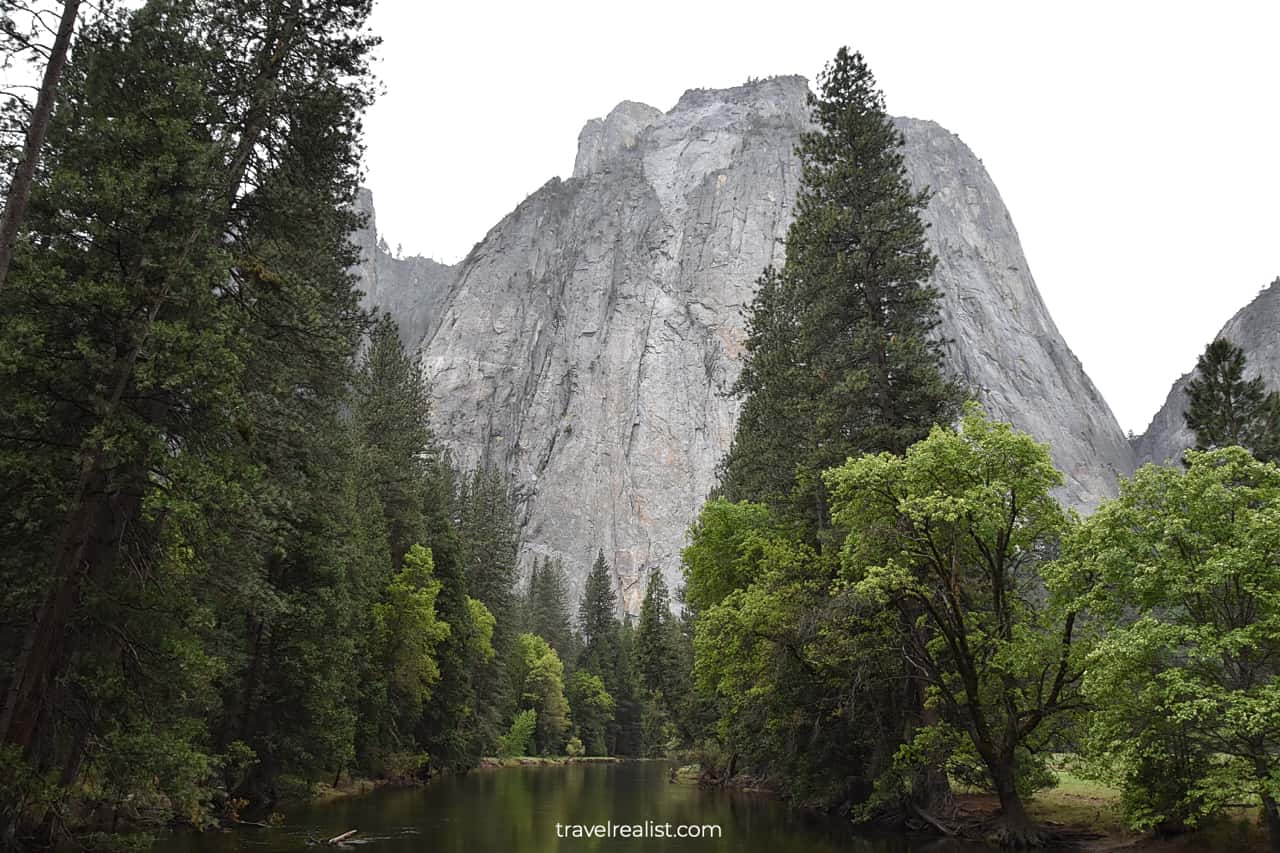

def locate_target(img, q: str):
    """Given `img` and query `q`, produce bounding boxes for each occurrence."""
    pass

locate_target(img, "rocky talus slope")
[358,77,1135,607]
[1133,278,1280,466]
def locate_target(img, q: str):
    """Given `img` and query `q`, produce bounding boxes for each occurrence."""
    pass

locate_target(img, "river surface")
[153,761,1007,852]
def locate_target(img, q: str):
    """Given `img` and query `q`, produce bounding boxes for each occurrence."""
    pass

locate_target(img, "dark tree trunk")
[1262,793,1280,853]
[0,0,81,289]
[906,679,953,815]
[0,465,136,756]
[990,760,1040,847]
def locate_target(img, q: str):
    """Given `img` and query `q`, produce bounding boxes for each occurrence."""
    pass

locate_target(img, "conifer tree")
[720,47,961,530]
[635,569,674,698]
[457,467,518,622]
[706,46,961,819]
[355,314,434,567]
[610,619,644,755]
[0,0,83,289]
[1184,338,1280,463]
[529,557,575,663]
[415,462,483,770]
[0,0,380,831]
[455,466,520,752]
[578,550,619,676]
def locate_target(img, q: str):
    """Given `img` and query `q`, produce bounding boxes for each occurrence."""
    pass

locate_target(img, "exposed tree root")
[900,805,1104,848]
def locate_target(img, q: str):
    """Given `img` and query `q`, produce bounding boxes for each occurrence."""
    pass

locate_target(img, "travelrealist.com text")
[555,821,723,839]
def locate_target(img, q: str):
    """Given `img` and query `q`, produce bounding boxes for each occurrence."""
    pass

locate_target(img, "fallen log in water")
[306,829,358,846]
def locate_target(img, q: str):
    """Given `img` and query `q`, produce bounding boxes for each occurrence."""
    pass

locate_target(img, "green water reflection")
[153,761,998,852]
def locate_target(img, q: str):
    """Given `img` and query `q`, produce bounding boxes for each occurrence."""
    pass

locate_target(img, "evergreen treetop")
[720,46,961,532]
[1184,337,1280,463]
[528,555,575,664]
[635,569,675,697]
[577,549,619,678]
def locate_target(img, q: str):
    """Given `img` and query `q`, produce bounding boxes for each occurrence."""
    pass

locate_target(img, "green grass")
[1028,762,1270,850]
[1027,768,1128,834]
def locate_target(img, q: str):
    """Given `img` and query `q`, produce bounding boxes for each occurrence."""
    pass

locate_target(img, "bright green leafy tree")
[513,633,570,755]
[826,405,1084,845]
[566,671,615,757]
[375,545,451,727]
[1067,448,1280,847]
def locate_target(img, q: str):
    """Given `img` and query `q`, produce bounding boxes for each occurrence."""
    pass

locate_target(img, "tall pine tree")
[0,0,380,836]
[527,557,575,664]
[1184,338,1280,463]
[720,47,961,532]
[355,314,434,567]
[455,466,520,755]
[635,569,675,699]
[706,46,961,819]
[577,550,619,676]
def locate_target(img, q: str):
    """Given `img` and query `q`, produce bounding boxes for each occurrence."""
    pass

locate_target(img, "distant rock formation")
[356,76,1135,609]
[352,188,456,350]
[1133,278,1280,466]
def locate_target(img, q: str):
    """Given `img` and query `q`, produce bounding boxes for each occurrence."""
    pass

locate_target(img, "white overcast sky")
[361,0,1278,437]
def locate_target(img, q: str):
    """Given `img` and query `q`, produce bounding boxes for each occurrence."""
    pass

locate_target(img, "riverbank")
[956,773,1270,853]
[279,754,627,807]
[477,755,624,769]
[674,761,1269,853]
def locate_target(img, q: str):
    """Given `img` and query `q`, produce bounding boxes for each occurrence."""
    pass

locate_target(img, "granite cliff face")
[352,188,456,349]
[1134,278,1280,465]
[359,76,1135,608]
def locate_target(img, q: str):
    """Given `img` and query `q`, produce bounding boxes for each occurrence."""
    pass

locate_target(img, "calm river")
[153,761,1007,852]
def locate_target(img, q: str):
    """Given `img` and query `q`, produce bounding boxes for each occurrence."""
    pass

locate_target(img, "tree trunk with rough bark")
[0,0,81,290]
[1261,793,1280,853]
[990,760,1040,847]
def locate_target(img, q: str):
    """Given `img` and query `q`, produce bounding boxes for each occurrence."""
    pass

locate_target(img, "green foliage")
[375,545,451,710]
[720,46,961,531]
[414,491,482,770]
[826,405,1081,829]
[577,550,619,673]
[525,557,576,663]
[572,550,647,755]
[566,671,615,757]
[1067,448,1280,837]
[635,570,673,694]
[513,634,570,755]
[467,597,497,665]
[564,736,585,758]
[691,532,883,807]
[376,751,431,784]
[681,499,785,612]
[450,466,521,760]
[610,621,645,756]
[497,710,537,759]
[1184,338,1280,462]
[634,569,695,754]
[0,1,377,838]
[356,315,435,566]
[95,724,219,829]
[457,467,519,623]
